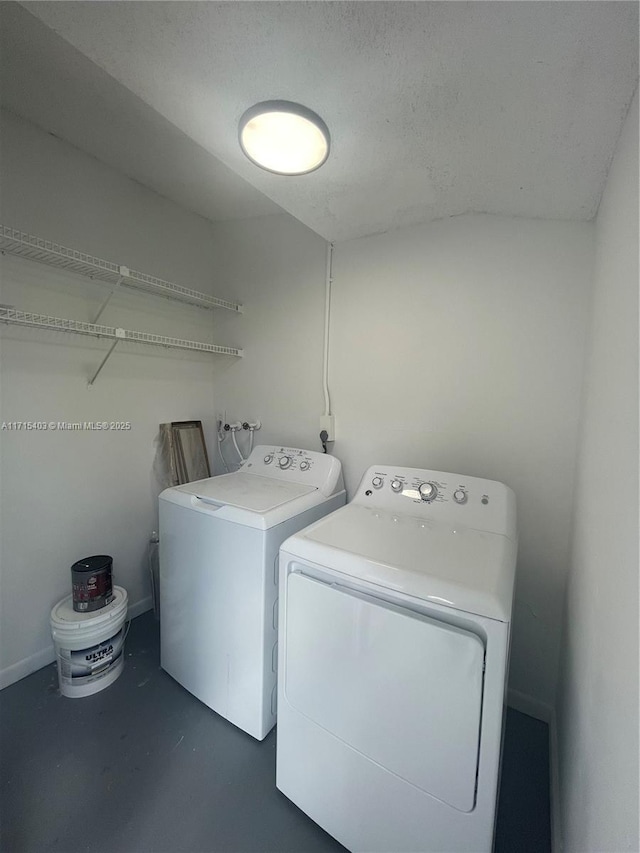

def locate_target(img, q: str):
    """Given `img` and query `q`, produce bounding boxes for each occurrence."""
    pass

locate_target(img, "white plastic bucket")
[50,585,128,698]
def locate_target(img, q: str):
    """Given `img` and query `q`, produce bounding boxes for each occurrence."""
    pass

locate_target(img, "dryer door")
[284,572,485,813]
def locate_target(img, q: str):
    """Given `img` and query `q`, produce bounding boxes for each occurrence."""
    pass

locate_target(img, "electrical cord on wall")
[319,241,335,452]
[322,242,334,421]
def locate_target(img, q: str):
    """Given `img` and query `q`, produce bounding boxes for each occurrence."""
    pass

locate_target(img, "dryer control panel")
[356,465,516,539]
[239,445,344,497]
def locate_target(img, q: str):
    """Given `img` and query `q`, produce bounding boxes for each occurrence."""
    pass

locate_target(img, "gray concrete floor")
[1,612,550,853]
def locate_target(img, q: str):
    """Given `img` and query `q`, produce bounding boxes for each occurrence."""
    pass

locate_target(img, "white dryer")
[159,444,345,741]
[276,465,517,852]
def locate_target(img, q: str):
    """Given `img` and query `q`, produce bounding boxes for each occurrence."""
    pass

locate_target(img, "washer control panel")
[256,446,316,473]
[357,465,516,538]
[240,445,344,496]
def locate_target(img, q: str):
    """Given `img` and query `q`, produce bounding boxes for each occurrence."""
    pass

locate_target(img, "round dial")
[391,479,403,492]
[453,489,467,504]
[372,476,384,489]
[263,454,273,465]
[418,482,438,502]
[299,461,310,471]
[278,455,292,469]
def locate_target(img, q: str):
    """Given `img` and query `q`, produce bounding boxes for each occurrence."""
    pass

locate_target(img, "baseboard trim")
[128,596,153,620]
[0,595,155,690]
[0,646,56,691]
[548,707,563,853]
[507,687,553,722]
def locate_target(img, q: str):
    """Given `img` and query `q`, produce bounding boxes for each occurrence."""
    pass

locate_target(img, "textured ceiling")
[0,4,282,224]
[11,2,640,241]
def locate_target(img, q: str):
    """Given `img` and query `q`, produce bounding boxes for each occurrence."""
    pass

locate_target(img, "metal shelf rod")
[92,272,124,325]
[89,338,121,387]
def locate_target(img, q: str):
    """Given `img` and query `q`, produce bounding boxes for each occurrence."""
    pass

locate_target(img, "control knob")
[278,455,292,469]
[453,489,467,504]
[300,461,310,471]
[372,476,384,489]
[263,454,273,465]
[418,482,438,502]
[391,479,403,492]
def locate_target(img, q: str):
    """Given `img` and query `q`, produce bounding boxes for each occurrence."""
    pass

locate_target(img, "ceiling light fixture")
[238,100,330,176]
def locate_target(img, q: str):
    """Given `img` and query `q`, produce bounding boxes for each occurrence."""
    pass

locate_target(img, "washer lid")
[281,504,516,622]
[178,472,317,513]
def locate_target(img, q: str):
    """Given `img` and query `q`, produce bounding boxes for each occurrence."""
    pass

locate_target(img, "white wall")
[208,214,330,467]
[0,111,242,687]
[556,89,639,852]
[213,211,594,711]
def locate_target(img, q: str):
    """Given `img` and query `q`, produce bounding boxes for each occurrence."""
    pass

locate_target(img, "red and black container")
[71,555,114,612]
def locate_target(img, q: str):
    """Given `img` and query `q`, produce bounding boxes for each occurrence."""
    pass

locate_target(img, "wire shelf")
[0,225,243,313]
[0,308,243,357]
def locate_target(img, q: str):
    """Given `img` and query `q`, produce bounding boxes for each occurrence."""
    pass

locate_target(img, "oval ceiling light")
[239,100,330,176]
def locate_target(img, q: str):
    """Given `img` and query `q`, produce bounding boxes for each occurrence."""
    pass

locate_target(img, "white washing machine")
[159,444,345,741]
[276,465,517,852]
